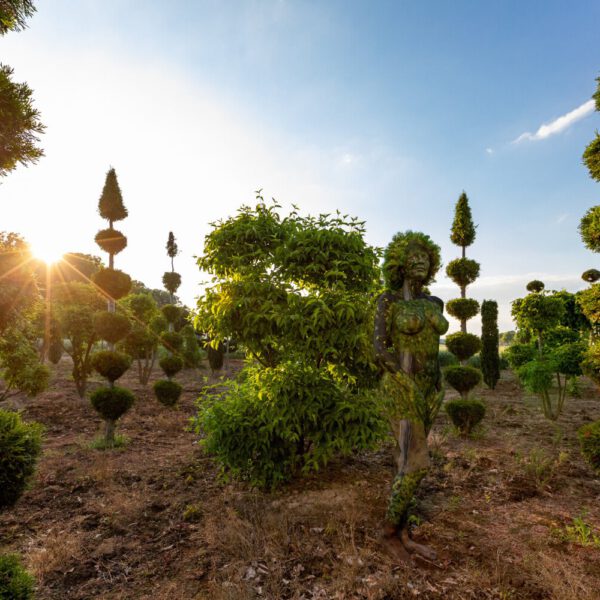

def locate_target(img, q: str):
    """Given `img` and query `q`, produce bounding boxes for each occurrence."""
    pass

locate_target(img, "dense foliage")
[195,198,383,485]
[90,386,135,422]
[481,300,500,389]
[577,420,600,474]
[153,379,182,407]
[445,398,486,435]
[0,409,43,509]
[91,350,132,383]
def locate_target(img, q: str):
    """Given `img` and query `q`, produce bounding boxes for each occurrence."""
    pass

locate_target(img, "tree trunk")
[105,419,116,446]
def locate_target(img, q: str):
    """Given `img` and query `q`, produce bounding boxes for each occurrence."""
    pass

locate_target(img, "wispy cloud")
[485,147,494,155]
[556,213,569,224]
[514,99,595,143]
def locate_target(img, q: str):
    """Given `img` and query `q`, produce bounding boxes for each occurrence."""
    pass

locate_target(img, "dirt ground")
[1,358,599,600]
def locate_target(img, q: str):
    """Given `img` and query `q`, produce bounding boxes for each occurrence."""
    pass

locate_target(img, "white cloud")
[556,213,569,224]
[514,99,595,143]
[485,147,493,155]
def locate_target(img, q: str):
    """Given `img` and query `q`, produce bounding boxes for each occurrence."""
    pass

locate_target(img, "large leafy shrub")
[0,409,43,509]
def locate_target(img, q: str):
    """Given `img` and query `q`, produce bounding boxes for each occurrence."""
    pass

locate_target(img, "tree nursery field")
[1,358,598,600]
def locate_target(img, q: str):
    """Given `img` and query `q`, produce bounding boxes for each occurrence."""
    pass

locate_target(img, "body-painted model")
[374,231,449,560]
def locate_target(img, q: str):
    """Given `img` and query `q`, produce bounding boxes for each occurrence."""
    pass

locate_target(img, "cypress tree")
[481,300,500,389]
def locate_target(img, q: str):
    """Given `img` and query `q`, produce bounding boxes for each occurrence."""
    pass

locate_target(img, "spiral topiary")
[443,365,482,399]
[153,379,182,407]
[92,268,132,301]
[94,228,127,255]
[0,409,43,509]
[445,332,481,362]
[91,350,132,383]
[445,398,486,435]
[93,311,131,344]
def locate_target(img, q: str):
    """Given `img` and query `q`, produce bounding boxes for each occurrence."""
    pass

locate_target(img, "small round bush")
[159,355,184,378]
[438,349,458,368]
[161,304,182,325]
[95,228,128,255]
[446,298,480,321]
[582,268,600,283]
[577,420,600,474]
[160,331,184,352]
[154,379,183,407]
[444,365,482,396]
[90,386,135,421]
[93,311,131,344]
[0,554,35,599]
[446,332,481,361]
[92,268,132,301]
[91,350,132,382]
[162,272,182,295]
[445,258,480,288]
[0,410,43,509]
[526,279,545,293]
[445,398,486,435]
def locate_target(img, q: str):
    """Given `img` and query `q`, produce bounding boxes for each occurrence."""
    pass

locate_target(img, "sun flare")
[30,240,65,265]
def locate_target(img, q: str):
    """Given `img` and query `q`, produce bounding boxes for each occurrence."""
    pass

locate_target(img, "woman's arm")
[374,291,402,374]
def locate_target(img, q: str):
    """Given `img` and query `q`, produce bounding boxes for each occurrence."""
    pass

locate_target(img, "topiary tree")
[153,303,184,406]
[194,196,385,486]
[444,192,482,399]
[481,300,500,389]
[163,231,181,304]
[445,398,486,435]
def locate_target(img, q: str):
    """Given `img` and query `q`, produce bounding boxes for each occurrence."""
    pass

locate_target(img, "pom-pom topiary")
[94,228,127,255]
[577,420,600,474]
[160,331,184,352]
[93,311,131,344]
[153,379,183,407]
[443,365,482,398]
[90,386,135,422]
[0,409,43,509]
[159,355,184,378]
[445,332,481,362]
[92,268,132,301]
[526,280,545,293]
[91,350,132,383]
[582,268,600,283]
[0,554,35,599]
[445,258,480,288]
[161,304,182,325]
[446,298,480,321]
[162,272,182,295]
[445,398,486,435]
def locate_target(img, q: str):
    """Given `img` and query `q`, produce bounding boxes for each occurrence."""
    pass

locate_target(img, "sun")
[30,239,65,265]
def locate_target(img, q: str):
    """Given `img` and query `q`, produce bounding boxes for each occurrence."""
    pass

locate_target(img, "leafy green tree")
[481,300,500,389]
[194,197,384,486]
[444,192,482,399]
[0,0,35,34]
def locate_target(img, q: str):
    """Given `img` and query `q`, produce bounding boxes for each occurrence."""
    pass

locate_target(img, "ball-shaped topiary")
[153,379,183,407]
[93,311,131,344]
[445,332,481,361]
[582,269,600,283]
[162,272,182,295]
[0,410,43,509]
[446,298,480,321]
[443,365,482,397]
[91,350,132,383]
[90,386,135,422]
[0,554,35,599]
[445,258,480,288]
[445,398,486,435]
[382,231,441,291]
[577,420,600,474]
[161,304,182,325]
[92,268,132,301]
[160,330,184,352]
[159,355,184,378]
[94,228,128,255]
[526,280,545,293]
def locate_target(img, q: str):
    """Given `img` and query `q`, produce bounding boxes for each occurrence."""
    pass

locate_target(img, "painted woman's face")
[405,248,429,282]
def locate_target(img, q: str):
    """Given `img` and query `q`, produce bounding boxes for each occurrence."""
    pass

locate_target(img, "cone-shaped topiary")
[481,300,500,389]
[0,554,35,599]
[94,228,127,256]
[98,168,128,225]
[159,355,183,378]
[93,311,131,344]
[153,379,182,407]
[91,350,132,383]
[444,365,482,399]
[0,409,43,509]
[445,332,481,361]
[446,298,479,321]
[93,268,132,301]
[450,192,476,251]
[445,398,486,435]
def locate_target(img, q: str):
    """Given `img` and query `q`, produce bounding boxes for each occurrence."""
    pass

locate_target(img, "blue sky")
[2,0,599,331]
